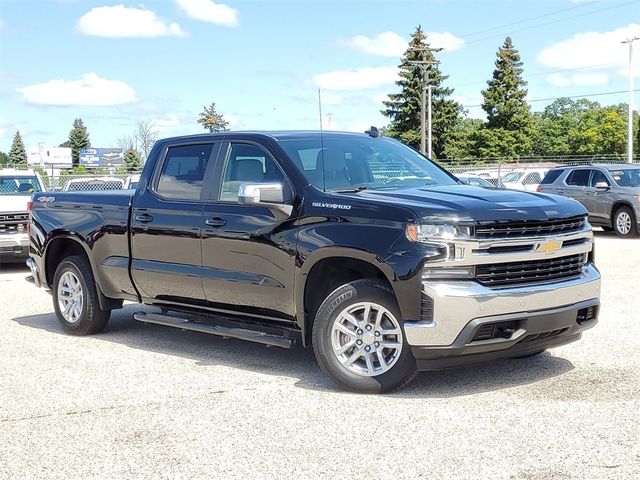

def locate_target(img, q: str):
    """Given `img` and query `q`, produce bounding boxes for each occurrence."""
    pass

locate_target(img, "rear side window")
[566,169,590,186]
[156,144,214,200]
[541,169,564,184]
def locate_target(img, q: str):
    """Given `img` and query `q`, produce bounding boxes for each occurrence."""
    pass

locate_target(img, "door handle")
[135,214,154,223]
[205,217,227,227]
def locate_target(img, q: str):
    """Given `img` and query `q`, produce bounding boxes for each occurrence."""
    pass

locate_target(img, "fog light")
[422,265,476,280]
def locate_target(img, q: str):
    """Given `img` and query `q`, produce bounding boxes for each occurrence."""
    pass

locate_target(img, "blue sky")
[0,0,639,152]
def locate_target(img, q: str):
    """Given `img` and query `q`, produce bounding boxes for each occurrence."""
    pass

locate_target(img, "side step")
[133,312,294,349]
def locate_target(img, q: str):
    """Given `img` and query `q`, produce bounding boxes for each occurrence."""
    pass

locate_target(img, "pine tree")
[8,130,27,166]
[68,118,91,166]
[480,37,532,157]
[123,148,142,172]
[198,102,229,133]
[381,26,462,159]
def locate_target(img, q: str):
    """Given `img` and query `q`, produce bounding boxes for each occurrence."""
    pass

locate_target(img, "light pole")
[408,46,442,158]
[622,36,639,164]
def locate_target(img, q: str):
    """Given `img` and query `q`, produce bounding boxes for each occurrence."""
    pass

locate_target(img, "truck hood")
[0,195,31,213]
[343,185,587,223]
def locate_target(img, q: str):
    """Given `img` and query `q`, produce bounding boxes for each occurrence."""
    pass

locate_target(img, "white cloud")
[320,93,343,105]
[314,66,399,91]
[344,30,464,57]
[77,5,185,38]
[546,72,610,87]
[373,93,390,105]
[175,0,238,27]
[427,32,465,52]
[537,23,640,71]
[17,73,138,106]
[547,73,572,87]
[345,31,407,57]
[572,72,609,86]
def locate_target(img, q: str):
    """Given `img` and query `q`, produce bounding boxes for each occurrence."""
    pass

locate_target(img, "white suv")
[0,169,46,264]
[500,168,549,192]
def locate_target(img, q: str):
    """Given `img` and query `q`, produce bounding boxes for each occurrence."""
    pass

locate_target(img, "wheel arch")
[44,234,122,310]
[296,248,397,347]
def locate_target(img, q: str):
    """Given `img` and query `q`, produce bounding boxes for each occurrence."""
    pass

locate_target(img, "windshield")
[0,176,42,195]
[609,169,640,187]
[278,136,457,191]
[501,172,523,183]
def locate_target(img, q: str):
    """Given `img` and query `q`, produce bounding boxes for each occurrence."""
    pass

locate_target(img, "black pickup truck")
[26,131,601,392]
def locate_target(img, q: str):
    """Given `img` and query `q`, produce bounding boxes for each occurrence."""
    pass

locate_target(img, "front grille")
[520,328,569,343]
[0,212,29,233]
[475,217,586,239]
[476,254,587,286]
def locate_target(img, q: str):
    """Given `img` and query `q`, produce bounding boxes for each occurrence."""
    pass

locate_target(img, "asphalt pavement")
[1,230,638,479]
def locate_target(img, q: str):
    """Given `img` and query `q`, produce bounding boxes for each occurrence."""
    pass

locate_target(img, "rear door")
[563,168,591,208]
[585,168,613,224]
[131,141,220,304]
[200,140,298,322]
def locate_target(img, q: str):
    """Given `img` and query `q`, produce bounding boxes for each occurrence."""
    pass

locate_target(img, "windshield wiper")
[331,186,369,193]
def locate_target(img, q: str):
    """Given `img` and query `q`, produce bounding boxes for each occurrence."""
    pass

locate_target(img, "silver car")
[538,164,640,237]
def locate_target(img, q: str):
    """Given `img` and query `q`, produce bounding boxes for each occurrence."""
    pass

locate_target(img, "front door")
[131,142,219,304]
[201,141,298,322]
[585,169,613,224]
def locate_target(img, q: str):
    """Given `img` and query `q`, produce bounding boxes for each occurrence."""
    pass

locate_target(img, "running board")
[133,312,294,349]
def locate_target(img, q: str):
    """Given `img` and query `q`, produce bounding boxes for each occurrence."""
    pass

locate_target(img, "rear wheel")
[312,280,418,393]
[613,206,638,237]
[53,255,110,335]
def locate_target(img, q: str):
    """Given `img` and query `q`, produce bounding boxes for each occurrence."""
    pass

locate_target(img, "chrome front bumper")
[0,232,29,249]
[404,263,601,347]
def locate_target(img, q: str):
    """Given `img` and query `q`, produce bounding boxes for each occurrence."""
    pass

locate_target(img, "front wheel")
[613,206,638,237]
[53,255,110,335]
[312,280,418,393]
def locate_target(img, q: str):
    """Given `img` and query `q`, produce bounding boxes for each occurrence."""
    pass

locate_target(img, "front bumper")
[403,263,600,368]
[0,232,29,261]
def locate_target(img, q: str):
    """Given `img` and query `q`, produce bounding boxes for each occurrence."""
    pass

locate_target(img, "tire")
[613,206,638,238]
[312,279,418,393]
[52,255,110,335]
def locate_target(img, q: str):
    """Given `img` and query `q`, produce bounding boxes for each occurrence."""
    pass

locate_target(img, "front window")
[0,176,42,195]
[278,136,456,191]
[609,169,640,187]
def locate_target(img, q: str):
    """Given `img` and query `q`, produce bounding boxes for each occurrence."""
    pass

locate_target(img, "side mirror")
[238,183,293,216]
[594,181,610,191]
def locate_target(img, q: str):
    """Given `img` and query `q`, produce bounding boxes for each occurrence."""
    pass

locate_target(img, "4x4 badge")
[537,238,562,255]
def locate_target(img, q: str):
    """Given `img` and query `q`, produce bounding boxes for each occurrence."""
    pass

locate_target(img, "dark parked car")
[538,164,640,237]
[26,131,600,392]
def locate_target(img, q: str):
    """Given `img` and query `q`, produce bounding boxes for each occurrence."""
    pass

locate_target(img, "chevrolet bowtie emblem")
[537,239,562,255]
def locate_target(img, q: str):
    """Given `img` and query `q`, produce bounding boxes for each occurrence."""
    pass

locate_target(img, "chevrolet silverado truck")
[1,169,46,265]
[26,131,601,393]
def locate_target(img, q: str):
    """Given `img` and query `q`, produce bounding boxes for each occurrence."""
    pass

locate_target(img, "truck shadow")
[14,305,574,398]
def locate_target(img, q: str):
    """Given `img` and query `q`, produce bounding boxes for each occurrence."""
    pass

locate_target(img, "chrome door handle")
[205,217,226,227]
[134,214,153,223]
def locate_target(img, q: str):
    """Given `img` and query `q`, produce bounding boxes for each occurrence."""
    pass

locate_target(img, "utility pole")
[408,46,442,158]
[622,36,639,164]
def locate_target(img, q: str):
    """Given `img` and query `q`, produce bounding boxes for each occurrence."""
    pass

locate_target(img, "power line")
[461,89,640,108]
[459,0,598,38]
[462,0,638,47]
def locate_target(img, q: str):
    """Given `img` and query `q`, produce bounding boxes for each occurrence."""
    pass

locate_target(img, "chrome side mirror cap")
[594,181,610,191]
[238,183,293,216]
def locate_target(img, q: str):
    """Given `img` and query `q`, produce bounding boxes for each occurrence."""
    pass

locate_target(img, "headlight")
[406,223,472,242]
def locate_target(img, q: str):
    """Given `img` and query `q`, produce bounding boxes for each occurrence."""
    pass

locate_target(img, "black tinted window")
[220,143,285,202]
[566,169,590,186]
[156,144,214,200]
[541,169,563,184]
[589,170,609,187]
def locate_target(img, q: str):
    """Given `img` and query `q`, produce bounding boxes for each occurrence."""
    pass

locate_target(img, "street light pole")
[408,46,442,158]
[622,36,639,164]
